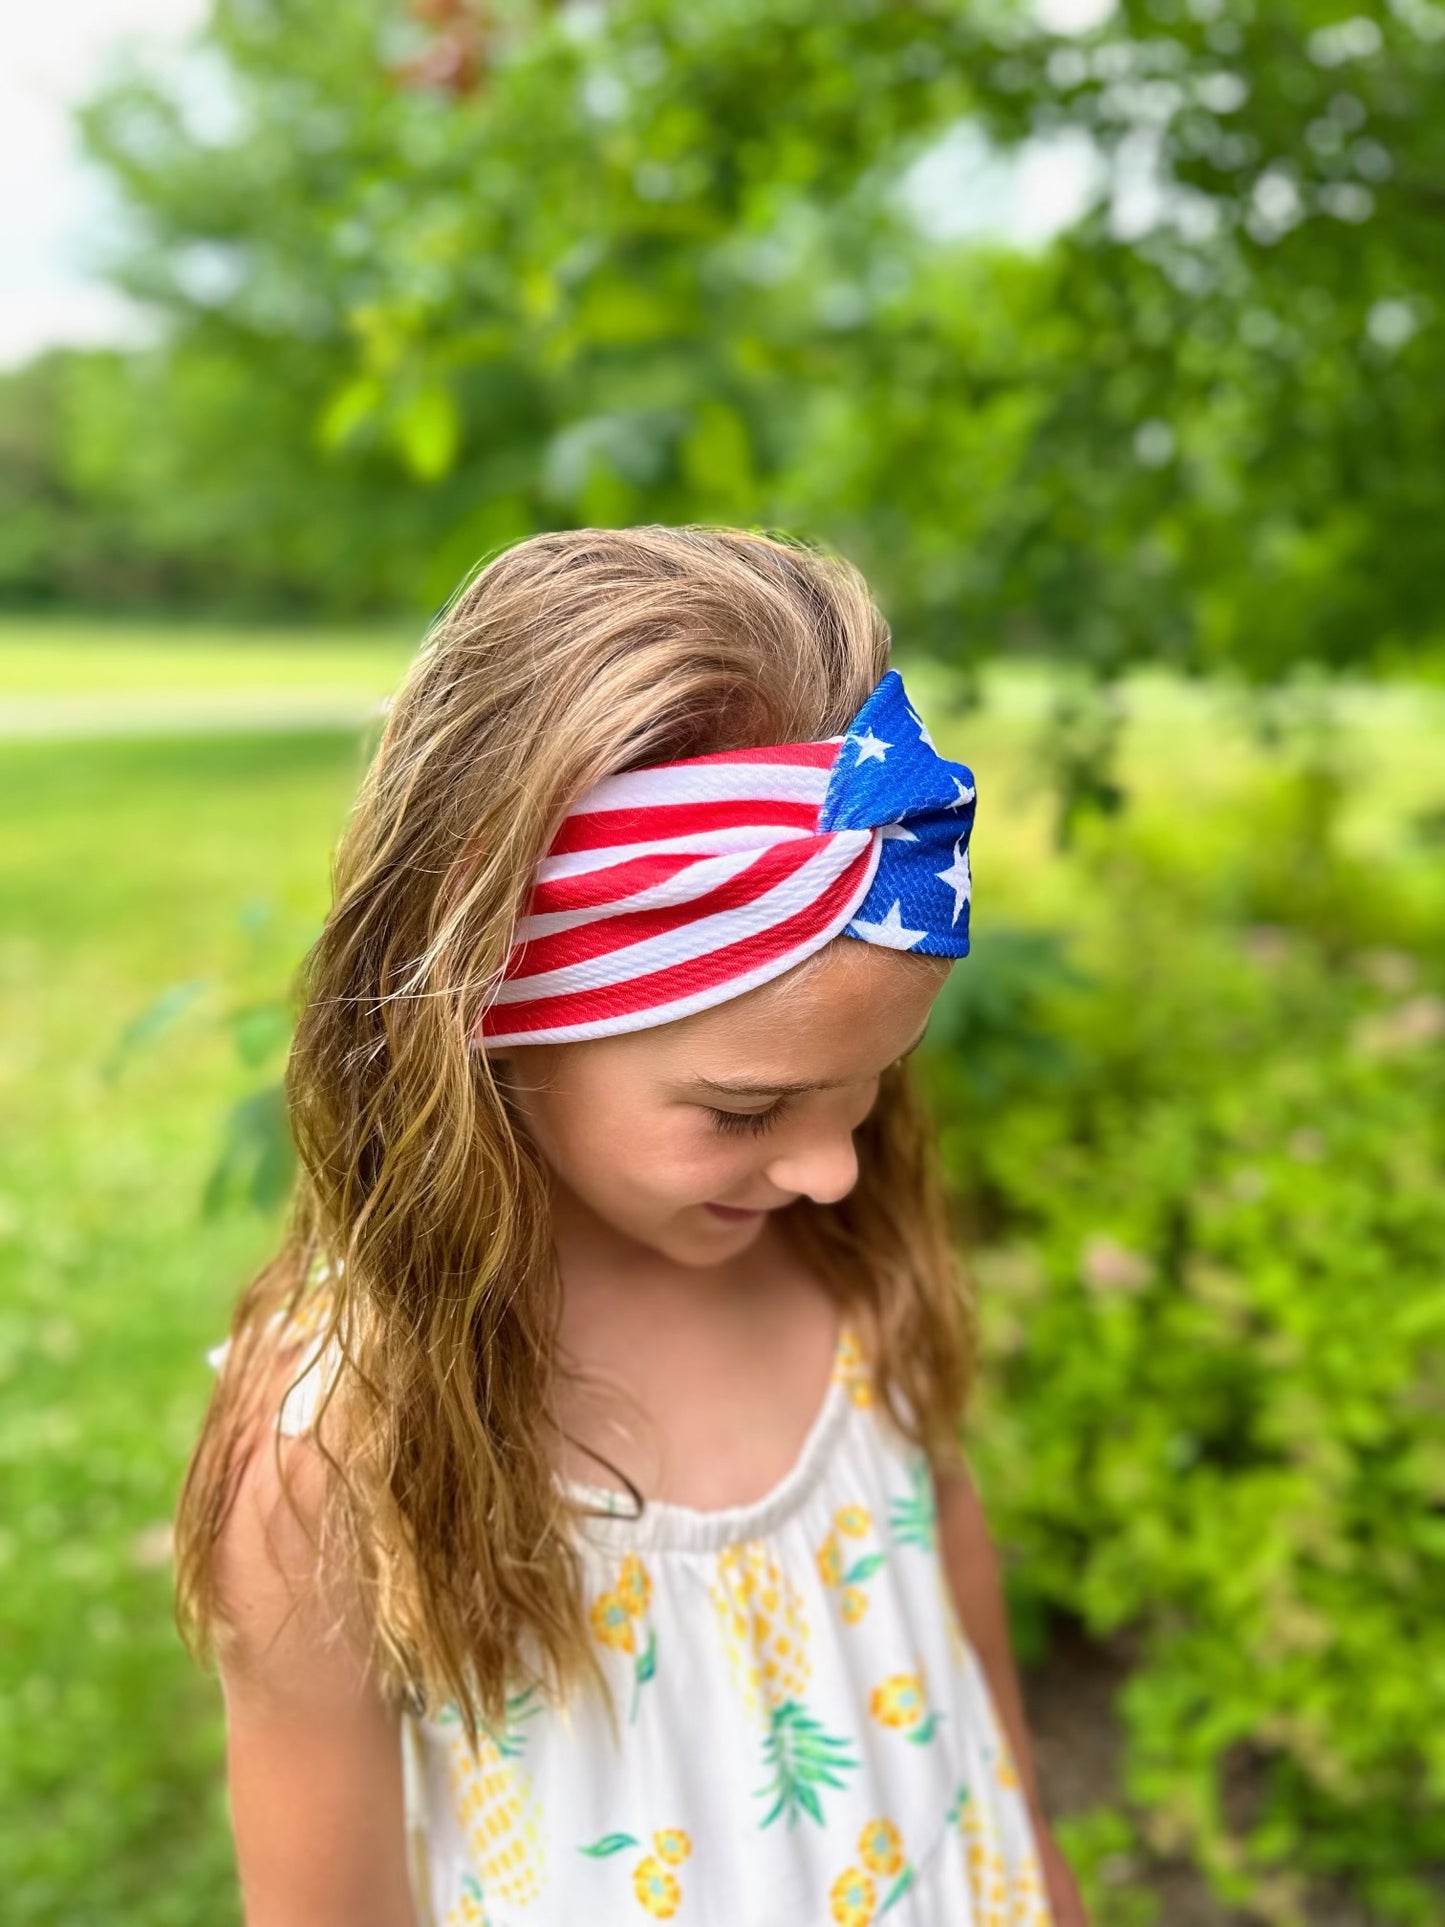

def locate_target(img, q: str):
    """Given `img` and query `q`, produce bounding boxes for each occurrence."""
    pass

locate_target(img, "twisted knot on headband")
[475,668,976,1048]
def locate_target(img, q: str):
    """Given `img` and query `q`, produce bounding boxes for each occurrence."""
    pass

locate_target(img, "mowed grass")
[0,727,377,1926]
[1,626,1442,1924]
[0,615,418,698]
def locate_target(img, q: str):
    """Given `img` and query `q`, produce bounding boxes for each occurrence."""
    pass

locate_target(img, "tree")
[52,0,1445,671]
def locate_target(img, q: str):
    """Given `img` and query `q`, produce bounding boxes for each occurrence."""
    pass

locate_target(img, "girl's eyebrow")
[691,1019,932,1098]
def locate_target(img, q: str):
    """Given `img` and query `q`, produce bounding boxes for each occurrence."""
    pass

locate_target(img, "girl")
[184,527,1087,1927]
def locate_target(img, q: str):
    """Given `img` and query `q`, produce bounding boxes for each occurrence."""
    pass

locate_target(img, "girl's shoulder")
[206,1293,369,1663]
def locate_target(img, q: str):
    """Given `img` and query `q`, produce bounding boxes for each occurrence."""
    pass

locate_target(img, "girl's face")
[489,942,952,1274]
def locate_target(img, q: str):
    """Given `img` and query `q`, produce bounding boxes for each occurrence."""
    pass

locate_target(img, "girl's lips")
[704,1202,767,1220]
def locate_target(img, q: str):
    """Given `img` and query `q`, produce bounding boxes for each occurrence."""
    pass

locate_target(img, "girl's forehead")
[647,950,950,1070]
[712,945,950,1030]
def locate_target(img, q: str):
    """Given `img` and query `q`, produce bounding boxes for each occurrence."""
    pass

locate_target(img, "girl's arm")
[213,1401,416,1927]
[934,1460,1089,1926]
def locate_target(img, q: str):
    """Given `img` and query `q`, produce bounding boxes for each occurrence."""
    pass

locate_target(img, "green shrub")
[933,762,1445,1921]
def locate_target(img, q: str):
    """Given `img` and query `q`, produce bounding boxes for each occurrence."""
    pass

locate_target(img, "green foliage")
[1053,1806,1160,1927]
[104,917,305,1217]
[941,754,1445,1919]
[2,0,1440,676]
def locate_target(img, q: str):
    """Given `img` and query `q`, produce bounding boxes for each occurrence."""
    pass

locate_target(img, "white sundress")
[209,1317,1054,1927]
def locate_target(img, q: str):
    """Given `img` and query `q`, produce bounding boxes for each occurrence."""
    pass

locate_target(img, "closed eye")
[707,1098,790,1138]
[701,1031,924,1141]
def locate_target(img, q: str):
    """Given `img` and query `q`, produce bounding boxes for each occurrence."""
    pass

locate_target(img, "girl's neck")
[546,1177,800,1311]
[545,1201,842,1511]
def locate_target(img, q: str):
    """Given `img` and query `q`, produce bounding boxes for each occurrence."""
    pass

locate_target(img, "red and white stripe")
[474,737,882,1048]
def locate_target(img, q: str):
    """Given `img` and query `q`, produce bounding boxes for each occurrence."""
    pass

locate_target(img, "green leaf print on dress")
[757,1701,859,1829]
[440,1687,547,1913]
[888,1456,937,1553]
[709,1540,858,1829]
[888,1454,972,1669]
[444,1869,489,1927]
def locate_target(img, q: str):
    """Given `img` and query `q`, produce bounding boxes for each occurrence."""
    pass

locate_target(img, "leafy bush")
[932,760,1445,1921]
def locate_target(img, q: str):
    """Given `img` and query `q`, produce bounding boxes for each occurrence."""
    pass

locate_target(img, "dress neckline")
[556,1314,860,1555]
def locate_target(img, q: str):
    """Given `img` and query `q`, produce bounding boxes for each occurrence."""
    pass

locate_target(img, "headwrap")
[474,668,975,1049]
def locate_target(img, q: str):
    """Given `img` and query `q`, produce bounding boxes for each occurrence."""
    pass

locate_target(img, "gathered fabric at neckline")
[217,1306,875,1556]
[557,1316,859,1555]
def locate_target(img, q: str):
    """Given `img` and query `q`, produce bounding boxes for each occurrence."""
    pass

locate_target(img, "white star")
[879,821,918,842]
[848,727,891,765]
[947,774,975,811]
[905,701,937,754]
[936,837,972,926]
[847,899,928,950]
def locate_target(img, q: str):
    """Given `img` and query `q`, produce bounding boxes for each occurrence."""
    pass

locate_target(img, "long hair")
[173,525,976,1747]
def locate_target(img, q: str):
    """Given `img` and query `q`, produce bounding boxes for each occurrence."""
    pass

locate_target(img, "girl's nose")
[765,1126,859,1208]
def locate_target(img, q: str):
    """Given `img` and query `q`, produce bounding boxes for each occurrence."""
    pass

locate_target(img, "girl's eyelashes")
[708,1101,789,1137]
[707,1098,790,1138]
[703,1068,890,1140]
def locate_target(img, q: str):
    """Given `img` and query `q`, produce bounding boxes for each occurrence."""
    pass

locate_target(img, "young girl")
[184,527,1087,1927]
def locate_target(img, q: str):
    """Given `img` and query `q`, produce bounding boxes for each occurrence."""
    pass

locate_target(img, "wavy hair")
[173,525,976,1746]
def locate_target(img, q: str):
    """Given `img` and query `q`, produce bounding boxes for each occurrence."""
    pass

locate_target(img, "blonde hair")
[173,525,975,1746]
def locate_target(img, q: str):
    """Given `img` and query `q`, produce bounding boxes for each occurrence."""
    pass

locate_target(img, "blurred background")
[2,2,1443,1922]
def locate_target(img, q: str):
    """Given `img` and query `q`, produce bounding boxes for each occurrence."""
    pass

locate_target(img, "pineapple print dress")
[220,1317,1055,1927]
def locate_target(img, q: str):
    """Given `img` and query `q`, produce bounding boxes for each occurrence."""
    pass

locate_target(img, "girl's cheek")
[656,1120,751,1187]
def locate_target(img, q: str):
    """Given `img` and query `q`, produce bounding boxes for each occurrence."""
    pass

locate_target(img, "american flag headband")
[474,667,976,1049]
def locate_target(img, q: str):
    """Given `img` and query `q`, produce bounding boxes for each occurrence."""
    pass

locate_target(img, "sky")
[1,0,1109,374]
[0,0,207,369]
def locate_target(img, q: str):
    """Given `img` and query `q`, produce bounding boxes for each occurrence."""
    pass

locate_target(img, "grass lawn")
[1,623,1442,1924]
[0,727,370,1925]
[0,615,419,697]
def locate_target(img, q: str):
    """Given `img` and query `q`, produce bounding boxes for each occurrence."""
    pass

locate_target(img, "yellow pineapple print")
[442,1871,489,1927]
[652,1827,692,1866]
[827,1815,915,1924]
[709,1539,857,1827]
[816,1533,845,1589]
[816,1504,886,1626]
[857,1817,905,1877]
[950,1779,1011,1927]
[710,1541,811,1720]
[1008,1846,1053,1927]
[590,1551,658,1722]
[616,1550,651,1616]
[829,1865,876,1926]
[441,1689,547,1910]
[832,1325,874,1407]
[949,1770,1056,1925]
[580,1823,692,1917]
[632,1856,681,1918]
[869,1665,940,1745]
